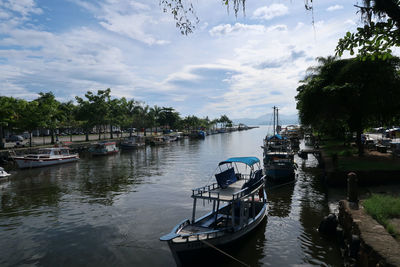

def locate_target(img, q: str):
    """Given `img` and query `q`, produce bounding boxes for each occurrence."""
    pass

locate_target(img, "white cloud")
[99,13,170,45]
[1,0,42,16]
[252,4,288,20]
[73,0,169,45]
[209,23,266,36]
[0,0,362,118]
[326,5,343,12]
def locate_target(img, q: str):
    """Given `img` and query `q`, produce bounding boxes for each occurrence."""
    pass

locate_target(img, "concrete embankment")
[338,200,400,266]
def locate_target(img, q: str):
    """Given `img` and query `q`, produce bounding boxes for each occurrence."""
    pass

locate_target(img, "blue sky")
[0,0,363,119]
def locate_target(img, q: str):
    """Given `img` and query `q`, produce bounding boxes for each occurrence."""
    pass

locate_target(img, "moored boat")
[262,106,296,184]
[160,157,267,266]
[0,167,11,178]
[150,136,170,145]
[120,136,145,150]
[88,141,119,156]
[264,152,296,184]
[12,147,79,169]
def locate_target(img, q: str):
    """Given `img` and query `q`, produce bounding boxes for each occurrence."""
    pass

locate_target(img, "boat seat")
[215,167,237,188]
[201,214,224,227]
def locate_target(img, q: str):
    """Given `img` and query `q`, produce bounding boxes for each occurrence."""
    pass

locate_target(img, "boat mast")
[273,106,276,136]
[276,107,279,134]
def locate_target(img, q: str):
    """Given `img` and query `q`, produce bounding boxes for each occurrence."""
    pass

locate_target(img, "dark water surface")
[0,126,343,266]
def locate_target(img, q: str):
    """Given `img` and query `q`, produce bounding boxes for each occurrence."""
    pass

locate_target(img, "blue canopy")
[218,157,260,167]
[267,134,284,141]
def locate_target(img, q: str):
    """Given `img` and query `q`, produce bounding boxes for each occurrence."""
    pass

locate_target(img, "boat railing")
[180,229,222,241]
[233,178,265,201]
[192,183,220,197]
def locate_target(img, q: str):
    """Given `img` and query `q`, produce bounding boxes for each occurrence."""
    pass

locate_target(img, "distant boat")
[150,136,170,146]
[160,157,267,266]
[120,136,145,150]
[0,167,11,178]
[12,147,79,169]
[189,130,206,139]
[89,141,119,156]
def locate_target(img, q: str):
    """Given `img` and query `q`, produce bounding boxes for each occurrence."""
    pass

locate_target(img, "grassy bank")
[363,194,400,238]
[321,139,400,171]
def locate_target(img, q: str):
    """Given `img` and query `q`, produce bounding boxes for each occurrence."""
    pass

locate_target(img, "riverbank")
[316,140,400,266]
[320,144,400,186]
[339,200,400,266]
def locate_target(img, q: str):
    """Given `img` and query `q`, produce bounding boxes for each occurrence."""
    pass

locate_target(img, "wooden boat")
[160,157,267,266]
[88,141,119,156]
[264,152,296,184]
[12,147,79,169]
[0,167,11,178]
[150,136,170,145]
[120,136,145,150]
[262,106,296,184]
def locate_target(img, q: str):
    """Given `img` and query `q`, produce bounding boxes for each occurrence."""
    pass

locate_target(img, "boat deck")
[192,179,247,202]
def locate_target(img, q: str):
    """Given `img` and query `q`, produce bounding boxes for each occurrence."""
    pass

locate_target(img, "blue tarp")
[218,157,260,167]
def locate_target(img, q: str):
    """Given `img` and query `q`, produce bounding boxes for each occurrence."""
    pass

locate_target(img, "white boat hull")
[14,155,79,169]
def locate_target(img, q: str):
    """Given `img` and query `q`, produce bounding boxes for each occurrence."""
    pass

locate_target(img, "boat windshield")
[37,149,51,155]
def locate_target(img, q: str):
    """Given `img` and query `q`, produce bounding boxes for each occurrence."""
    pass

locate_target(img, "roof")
[218,157,260,167]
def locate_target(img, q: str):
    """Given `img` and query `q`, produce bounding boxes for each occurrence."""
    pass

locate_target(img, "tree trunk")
[356,129,364,156]
[50,129,55,144]
[98,126,101,140]
[29,131,32,147]
[110,124,113,139]
[85,130,89,142]
[0,125,4,149]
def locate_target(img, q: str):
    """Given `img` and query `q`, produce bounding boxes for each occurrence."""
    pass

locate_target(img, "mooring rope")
[200,240,250,267]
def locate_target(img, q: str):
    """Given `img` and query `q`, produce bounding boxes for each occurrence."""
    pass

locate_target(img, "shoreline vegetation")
[364,194,400,239]
[0,89,238,149]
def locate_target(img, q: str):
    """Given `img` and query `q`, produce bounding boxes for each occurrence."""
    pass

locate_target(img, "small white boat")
[0,167,11,178]
[160,157,267,266]
[88,141,119,156]
[120,136,145,150]
[12,147,79,169]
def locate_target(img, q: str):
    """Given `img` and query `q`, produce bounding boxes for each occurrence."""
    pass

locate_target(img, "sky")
[0,0,362,119]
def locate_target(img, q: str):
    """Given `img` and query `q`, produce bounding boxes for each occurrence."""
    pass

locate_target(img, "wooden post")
[231,201,235,227]
[192,198,197,223]
[214,199,220,224]
[347,172,358,209]
[252,195,255,218]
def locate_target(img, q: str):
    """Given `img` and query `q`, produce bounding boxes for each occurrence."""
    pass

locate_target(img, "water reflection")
[0,127,344,266]
[266,181,295,217]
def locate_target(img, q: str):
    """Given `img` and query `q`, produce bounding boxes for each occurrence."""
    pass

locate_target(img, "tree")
[17,100,41,147]
[123,99,140,137]
[218,114,232,129]
[296,56,400,155]
[58,101,78,142]
[132,103,150,136]
[158,107,180,130]
[76,89,110,141]
[0,96,20,148]
[36,92,60,144]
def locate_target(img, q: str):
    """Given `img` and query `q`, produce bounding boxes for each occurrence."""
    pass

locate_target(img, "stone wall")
[338,200,400,266]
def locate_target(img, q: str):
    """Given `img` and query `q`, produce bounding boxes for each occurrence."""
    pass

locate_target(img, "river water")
[0,126,343,266]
